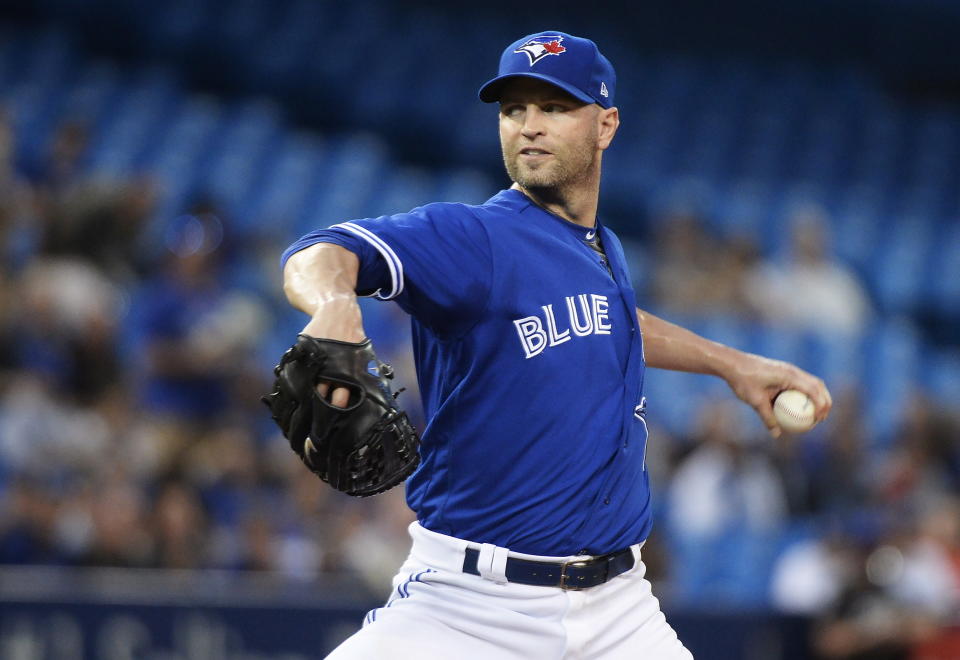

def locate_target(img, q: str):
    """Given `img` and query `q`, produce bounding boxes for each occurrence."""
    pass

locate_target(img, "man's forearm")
[283,243,365,341]
[636,308,739,378]
[637,307,832,434]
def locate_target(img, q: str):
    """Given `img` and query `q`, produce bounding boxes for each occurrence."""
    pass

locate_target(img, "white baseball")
[773,389,817,433]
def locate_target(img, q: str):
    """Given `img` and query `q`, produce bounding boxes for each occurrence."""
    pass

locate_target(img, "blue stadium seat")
[806,331,863,389]
[65,60,122,134]
[10,30,74,158]
[752,325,803,367]
[832,186,884,270]
[372,167,438,218]
[242,133,325,235]
[861,320,921,444]
[870,215,934,314]
[148,0,212,54]
[929,224,960,315]
[905,111,956,191]
[435,169,496,206]
[200,98,281,214]
[85,68,180,177]
[27,27,72,73]
[921,348,960,405]
[145,96,223,228]
[301,132,389,229]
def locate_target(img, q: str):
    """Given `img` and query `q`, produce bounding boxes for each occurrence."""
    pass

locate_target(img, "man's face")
[498,78,602,192]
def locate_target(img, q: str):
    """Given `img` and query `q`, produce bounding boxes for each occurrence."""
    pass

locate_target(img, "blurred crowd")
[648,202,873,336]
[0,110,418,591]
[641,204,960,657]
[0,106,958,659]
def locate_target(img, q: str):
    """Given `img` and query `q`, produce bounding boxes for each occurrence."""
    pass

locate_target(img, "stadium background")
[0,0,958,657]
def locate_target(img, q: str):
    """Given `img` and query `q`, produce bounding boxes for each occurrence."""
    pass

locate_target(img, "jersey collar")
[501,188,601,241]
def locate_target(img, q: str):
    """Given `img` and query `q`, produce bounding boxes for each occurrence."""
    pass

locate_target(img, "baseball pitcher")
[263,31,832,659]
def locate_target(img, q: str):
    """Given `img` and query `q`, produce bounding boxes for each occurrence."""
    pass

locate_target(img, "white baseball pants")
[326,522,693,659]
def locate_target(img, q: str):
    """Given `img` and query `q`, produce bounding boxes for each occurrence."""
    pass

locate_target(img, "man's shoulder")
[415,189,521,219]
[410,189,522,231]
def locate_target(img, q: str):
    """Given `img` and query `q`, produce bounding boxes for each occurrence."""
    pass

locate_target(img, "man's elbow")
[282,243,360,306]
[281,250,306,303]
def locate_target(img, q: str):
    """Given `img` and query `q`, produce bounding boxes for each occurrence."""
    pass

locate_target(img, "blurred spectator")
[234,509,277,572]
[41,177,156,279]
[744,204,873,336]
[651,207,734,315]
[812,539,945,660]
[79,470,152,567]
[770,528,861,615]
[889,497,960,621]
[722,235,765,319]
[13,256,123,403]
[667,399,787,538]
[877,393,959,516]
[0,477,58,563]
[650,205,765,320]
[0,372,112,481]
[665,399,788,604]
[152,480,209,569]
[806,387,875,517]
[130,201,268,424]
[336,487,417,591]
[0,107,36,271]
[768,431,817,517]
[27,119,156,279]
[22,119,89,191]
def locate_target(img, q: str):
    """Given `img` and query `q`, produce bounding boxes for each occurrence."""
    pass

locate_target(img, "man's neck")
[511,181,599,229]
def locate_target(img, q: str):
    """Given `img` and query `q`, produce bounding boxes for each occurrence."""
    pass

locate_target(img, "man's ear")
[598,106,620,151]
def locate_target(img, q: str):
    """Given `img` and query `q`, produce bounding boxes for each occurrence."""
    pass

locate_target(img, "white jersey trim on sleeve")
[333,221,405,300]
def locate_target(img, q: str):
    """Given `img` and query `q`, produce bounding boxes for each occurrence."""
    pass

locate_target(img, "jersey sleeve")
[282,202,492,336]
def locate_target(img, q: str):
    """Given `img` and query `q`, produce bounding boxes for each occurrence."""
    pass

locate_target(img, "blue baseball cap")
[478,31,616,108]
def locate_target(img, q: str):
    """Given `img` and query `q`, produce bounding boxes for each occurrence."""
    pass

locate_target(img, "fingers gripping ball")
[773,389,817,433]
[261,335,420,497]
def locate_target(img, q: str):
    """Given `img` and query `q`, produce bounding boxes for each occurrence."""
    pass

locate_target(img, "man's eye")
[544,104,566,113]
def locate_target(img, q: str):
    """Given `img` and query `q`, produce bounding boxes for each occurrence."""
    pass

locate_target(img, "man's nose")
[520,106,546,137]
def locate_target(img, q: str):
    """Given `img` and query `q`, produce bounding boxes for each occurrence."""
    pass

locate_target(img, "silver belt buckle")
[559,559,594,591]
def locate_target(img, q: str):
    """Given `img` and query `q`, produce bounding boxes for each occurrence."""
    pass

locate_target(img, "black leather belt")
[462,546,635,591]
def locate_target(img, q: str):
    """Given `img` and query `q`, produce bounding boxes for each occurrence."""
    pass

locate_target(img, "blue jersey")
[282,188,652,556]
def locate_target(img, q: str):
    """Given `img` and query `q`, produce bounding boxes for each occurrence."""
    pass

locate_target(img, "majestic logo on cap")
[515,36,566,66]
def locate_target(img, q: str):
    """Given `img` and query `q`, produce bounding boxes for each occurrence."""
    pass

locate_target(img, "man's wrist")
[302,299,365,343]
[704,341,743,382]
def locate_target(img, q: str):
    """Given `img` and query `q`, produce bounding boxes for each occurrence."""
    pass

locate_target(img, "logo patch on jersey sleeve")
[515,36,566,66]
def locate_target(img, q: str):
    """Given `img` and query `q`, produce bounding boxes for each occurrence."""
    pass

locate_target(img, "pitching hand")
[723,352,832,438]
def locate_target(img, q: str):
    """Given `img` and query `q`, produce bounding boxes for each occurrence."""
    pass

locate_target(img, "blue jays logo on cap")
[514,35,567,66]
[478,31,617,109]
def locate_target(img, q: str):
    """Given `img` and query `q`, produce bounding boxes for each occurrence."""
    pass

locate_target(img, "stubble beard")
[503,134,599,200]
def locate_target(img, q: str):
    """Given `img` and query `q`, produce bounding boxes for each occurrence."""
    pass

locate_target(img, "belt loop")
[476,543,509,584]
[491,546,509,583]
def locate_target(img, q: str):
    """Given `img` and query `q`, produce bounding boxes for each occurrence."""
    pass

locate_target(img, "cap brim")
[478,73,596,106]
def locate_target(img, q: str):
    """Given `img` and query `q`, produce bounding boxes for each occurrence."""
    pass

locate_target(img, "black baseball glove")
[261,334,420,497]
